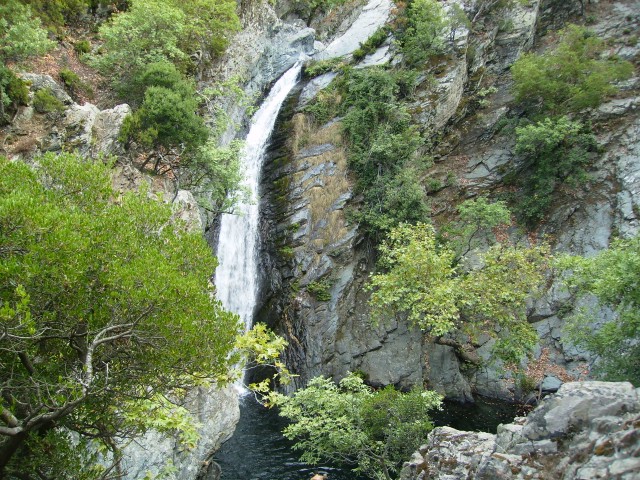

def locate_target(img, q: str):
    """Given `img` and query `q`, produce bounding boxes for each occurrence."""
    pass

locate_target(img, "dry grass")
[289,113,311,156]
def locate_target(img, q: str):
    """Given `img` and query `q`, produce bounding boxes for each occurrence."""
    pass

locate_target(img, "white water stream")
[215,63,302,329]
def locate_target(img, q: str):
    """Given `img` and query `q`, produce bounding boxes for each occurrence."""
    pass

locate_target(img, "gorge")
[0,0,639,478]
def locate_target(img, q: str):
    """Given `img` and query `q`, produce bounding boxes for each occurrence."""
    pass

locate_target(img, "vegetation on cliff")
[560,235,640,385]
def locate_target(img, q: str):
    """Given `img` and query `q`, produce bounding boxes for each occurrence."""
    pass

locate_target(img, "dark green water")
[214,394,520,480]
[214,395,365,480]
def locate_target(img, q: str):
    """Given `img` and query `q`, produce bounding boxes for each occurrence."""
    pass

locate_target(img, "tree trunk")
[435,336,483,365]
[0,431,28,474]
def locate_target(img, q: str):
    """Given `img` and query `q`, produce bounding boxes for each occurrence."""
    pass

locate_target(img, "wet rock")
[298,72,338,107]
[314,0,392,60]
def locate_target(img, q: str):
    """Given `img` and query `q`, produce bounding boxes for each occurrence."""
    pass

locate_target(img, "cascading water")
[214,63,302,330]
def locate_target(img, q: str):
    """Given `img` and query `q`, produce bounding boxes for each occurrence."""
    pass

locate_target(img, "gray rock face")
[204,1,316,145]
[117,386,240,480]
[19,73,73,105]
[49,102,131,158]
[260,109,423,390]
[314,0,392,60]
[400,381,640,480]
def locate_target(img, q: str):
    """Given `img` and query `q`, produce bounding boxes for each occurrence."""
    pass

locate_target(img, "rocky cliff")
[255,0,640,401]
[399,381,640,479]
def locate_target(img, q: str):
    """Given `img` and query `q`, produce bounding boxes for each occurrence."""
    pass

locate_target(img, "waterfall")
[215,63,302,329]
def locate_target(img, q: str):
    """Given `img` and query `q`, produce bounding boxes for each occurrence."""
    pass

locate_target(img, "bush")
[120,86,208,152]
[74,39,91,54]
[512,25,633,114]
[271,373,442,480]
[22,0,90,29]
[303,58,343,78]
[91,0,190,80]
[398,0,449,67]
[560,235,640,385]
[513,116,597,226]
[0,65,29,123]
[91,0,240,82]
[33,88,66,113]
[307,279,331,301]
[352,27,388,62]
[0,1,55,61]
[126,60,196,107]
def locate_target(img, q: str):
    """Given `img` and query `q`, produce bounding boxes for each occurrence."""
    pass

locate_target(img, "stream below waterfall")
[214,395,520,479]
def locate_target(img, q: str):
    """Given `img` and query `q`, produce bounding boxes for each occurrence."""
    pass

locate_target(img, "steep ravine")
[256,0,640,403]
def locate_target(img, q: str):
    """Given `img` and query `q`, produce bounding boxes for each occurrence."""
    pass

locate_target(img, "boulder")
[401,381,640,480]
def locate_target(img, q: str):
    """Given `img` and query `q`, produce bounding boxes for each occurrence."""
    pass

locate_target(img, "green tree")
[164,0,240,58]
[21,0,91,30]
[91,0,189,80]
[270,373,442,480]
[0,0,55,61]
[511,25,633,114]
[92,0,240,81]
[127,60,196,108]
[559,235,640,385]
[367,223,549,364]
[0,1,54,123]
[317,67,429,241]
[0,152,242,477]
[513,116,597,226]
[120,85,209,153]
[399,0,449,67]
[453,196,511,256]
[184,139,248,215]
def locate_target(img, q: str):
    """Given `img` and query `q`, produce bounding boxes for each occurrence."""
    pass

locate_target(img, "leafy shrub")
[22,0,90,29]
[163,0,240,58]
[33,88,65,113]
[560,235,640,385]
[91,0,189,81]
[0,1,55,61]
[307,279,331,301]
[271,373,442,480]
[513,116,597,226]
[512,25,633,114]
[352,27,388,62]
[303,58,343,78]
[120,85,208,152]
[287,0,349,23]
[183,139,247,214]
[126,60,196,107]
[368,223,549,364]
[0,65,29,123]
[398,0,449,67]
[74,39,90,54]
[91,0,239,82]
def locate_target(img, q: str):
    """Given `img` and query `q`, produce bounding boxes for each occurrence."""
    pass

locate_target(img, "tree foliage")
[305,67,430,241]
[0,0,54,61]
[120,85,209,152]
[513,116,597,226]
[0,152,242,477]
[367,223,549,363]
[398,0,449,67]
[271,373,442,480]
[92,0,189,79]
[92,0,239,81]
[511,24,633,114]
[559,235,640,385]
